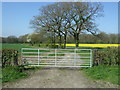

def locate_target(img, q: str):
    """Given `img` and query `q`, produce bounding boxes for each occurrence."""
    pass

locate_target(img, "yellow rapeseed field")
[65,44,119,47]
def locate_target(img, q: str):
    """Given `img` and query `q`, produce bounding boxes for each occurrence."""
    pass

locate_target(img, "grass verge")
[0,68,2,83]
[2,66,43,83]
[2,66,28,83]
[82,65,119,85]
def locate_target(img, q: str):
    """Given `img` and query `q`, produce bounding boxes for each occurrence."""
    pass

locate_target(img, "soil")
[2,68,118,88]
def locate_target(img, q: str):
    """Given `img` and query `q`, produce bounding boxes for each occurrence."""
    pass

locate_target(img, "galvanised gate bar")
[21,48,92,67]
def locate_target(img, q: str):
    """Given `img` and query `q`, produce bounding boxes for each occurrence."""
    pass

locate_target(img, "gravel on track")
[2,68,118,88]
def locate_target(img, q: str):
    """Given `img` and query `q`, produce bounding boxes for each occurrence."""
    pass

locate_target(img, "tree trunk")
[76,39,79,48]
[74,33,79,48]
[59,33,62,48]
[76,33,79,48]
[63,35,67,49]
[30,41,33,46]
[53,32,56,46]
[74,34,76,48]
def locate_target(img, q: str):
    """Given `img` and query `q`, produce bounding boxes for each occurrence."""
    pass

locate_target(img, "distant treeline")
[1,32,118,44]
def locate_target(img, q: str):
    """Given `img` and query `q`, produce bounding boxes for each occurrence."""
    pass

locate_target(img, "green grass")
[23,49,38,52]
[76,50,90,53]
[2,43,32,52]
[79,54,90,57]
[82,65,119,85]
[2,66,43,83]
[57,50,74,53]
[48,53,65,56]
[23,49,51,52]
[2,66,28,82]
[39,50,51,52]
[0,68,2,83]
[22,53,38,55]
[2,43,104,52]
[0,43,2,49]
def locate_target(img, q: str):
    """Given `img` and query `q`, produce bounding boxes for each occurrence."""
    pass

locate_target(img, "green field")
[2,43,33,51]
[1,43,103,50]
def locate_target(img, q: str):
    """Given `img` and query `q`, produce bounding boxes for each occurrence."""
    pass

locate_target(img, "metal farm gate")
[21,48,92,67]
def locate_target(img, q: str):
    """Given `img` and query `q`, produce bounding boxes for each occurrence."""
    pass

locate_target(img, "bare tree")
[30,2,103,48]
[62,2,103,47]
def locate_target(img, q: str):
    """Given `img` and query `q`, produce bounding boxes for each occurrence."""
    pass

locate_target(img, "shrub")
[2,48,19,67]
[93,47,119,66]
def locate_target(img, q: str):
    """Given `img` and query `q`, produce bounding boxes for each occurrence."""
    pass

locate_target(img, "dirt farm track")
[2,68,118,88]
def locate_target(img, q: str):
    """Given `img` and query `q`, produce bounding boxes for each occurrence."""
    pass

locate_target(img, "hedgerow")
[2,48,19,67]
[93,47,119,66]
